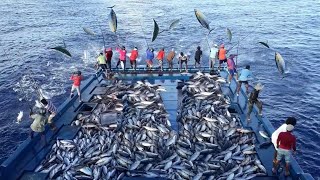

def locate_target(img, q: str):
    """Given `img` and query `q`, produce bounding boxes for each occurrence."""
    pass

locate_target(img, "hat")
[254,83,264,90]
[286,124,294,131]
[229,54,237,59]
[134,47,138,50]
[220,44,225,48]
[214,44,218,47]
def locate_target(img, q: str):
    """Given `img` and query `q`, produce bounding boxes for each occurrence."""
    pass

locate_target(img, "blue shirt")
[146,50,154,60]
[238,69,253,81]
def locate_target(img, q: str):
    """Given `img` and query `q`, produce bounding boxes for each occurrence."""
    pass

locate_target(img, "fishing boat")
[0,67,314,180]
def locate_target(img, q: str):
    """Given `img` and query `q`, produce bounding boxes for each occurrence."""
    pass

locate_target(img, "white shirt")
[210,47,218,58]
[271,124,287,149]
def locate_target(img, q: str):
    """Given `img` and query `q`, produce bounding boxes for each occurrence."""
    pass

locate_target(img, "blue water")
[0,0,319,177]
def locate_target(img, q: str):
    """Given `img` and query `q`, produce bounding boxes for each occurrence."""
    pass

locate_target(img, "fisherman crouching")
[246,82,263,122]
[96,52,107,73]
[29,107,47,144]
[40,98,57,131]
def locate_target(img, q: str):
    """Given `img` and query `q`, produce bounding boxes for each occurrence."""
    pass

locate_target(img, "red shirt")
[105,50,113,61]
[157,50,165,60]
[70,75,83,86]
[277,132,296,151]
[130,50,138,61]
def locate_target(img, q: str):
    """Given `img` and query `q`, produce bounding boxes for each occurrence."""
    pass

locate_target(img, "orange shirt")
[157,50,165,60]
[218,48,226,60]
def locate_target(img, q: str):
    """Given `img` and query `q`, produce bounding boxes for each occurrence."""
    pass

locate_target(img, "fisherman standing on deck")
[156,48,165,71]
[70,71,83,102]
[105,48,113,71]
[218,44,227,71]
[116,46,127,71]
[194,46,202,68]
[227,54,238,83]
[272,117,297,175]
[167,48,175,71]
[146,48,154,70]
[130,47,138,71]
[236,65,253,96]
[40,98,57,131]
[96,52,107,73]
[246,82,263,122]
[210,44,218,70]
[179,52,188,73]
[29,107,47,144]
[273,122,297,176]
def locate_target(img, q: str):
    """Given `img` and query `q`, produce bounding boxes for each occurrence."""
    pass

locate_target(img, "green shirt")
[97,55,106,64]
[30,114,47,132]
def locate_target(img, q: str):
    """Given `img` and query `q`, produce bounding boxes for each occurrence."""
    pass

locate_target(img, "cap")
[214,44,218,47]
[254,83,264,90]
[286,124,294,131]
[220,44,225,48]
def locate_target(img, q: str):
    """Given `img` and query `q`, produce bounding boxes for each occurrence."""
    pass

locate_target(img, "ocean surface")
[0,0,319,177]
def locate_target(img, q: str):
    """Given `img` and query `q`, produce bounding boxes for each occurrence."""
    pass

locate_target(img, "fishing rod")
[227,24,261,53]
[133,9,149,48]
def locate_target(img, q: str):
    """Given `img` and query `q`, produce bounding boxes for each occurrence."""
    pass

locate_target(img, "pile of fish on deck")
[34,72,267,180]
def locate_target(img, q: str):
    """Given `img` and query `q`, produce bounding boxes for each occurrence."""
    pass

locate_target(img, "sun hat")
[286,124,294,131]
[254,83,264,90]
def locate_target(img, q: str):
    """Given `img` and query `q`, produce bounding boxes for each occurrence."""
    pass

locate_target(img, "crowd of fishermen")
[26,43,297,177]
[95,43,236,73]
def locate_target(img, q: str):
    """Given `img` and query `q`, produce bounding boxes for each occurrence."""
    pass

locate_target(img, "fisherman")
[96,52,107,73]
[179,52,188,72]
[70,71,83,102]
[210,44,218,70]
[273,122,297,176]
[130,47,138,71]
[218,44,227,71]
[236,65,253,96]
[146,48,154,70]
[40,98,57,131]
[272,117,297,174]
[167,48,175,71]
[116,46,126,71]
[246,83,263,122]
[194,46,202,68]
[156,48,165,71]
[29,107,47,144]
[227,54,238,83]
[105,48,113,71]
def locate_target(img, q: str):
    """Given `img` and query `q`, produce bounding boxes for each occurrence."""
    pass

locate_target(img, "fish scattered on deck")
[34,74,267,179]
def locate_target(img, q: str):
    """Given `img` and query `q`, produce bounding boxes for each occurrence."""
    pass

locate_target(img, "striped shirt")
[45,100,57,114]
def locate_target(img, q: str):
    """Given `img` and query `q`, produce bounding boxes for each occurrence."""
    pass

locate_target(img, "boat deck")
[0,67,314,180]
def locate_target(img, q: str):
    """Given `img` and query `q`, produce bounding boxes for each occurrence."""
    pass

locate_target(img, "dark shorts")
[181,60,187,64]
[219,59,227,64]
[228,69,237,75]
[239,80,248,84]
[195,58,200,63]
[99,64,107,70]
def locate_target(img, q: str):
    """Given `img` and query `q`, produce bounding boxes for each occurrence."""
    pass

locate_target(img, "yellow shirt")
[97,55,106,64]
